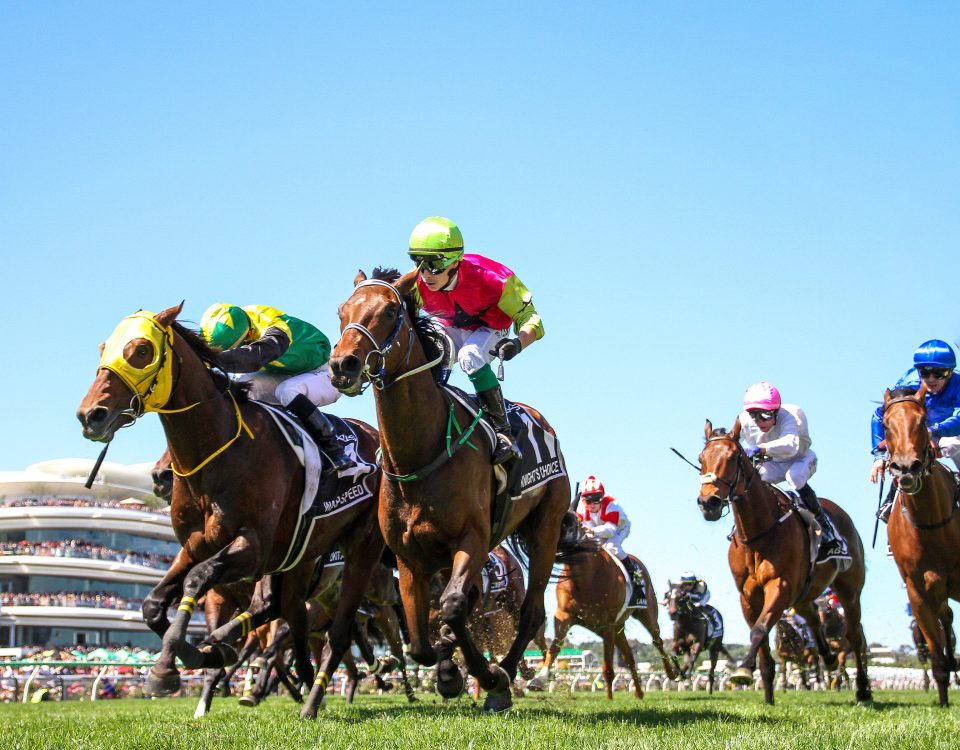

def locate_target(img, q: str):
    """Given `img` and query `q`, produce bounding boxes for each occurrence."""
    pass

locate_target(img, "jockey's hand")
[490,337,523,361]
[870,458,886,484]
[744,445,763,459]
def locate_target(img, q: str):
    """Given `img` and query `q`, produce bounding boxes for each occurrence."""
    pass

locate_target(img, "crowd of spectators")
[3,497,166,513]
[0,540,173,569]
[0,591,142,610]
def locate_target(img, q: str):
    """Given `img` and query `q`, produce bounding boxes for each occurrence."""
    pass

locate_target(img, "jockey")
[407,216,543,465]
[575,475,644,598]
[871,340,960,518]
[785,608,817,651]
[739,381,849,564]
[200,303,352,473]
[678,572,710,606]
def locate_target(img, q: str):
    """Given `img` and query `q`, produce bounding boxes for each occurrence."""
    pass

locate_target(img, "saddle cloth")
[781,489,852,573]
[702,604,724,642]
[257,403,377,574]
[481,550,510,604]
[611,554,647,624]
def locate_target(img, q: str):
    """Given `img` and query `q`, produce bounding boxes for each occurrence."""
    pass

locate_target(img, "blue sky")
[1,3,957,649]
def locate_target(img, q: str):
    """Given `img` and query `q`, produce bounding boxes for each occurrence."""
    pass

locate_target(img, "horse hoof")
[729,667,755,686]
[436,660,465,699]
[145,670,181,697]
[199,642,238,668]
[238,692,259,708]
[483,690,513,713]
[526,676,545,692]
[488,665,511,695]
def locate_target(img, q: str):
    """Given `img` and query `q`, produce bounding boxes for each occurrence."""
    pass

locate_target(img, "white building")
[0,458,203,649]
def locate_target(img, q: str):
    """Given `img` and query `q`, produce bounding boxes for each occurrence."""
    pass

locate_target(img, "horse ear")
[916,381,928,400]
[704,419,713,439]
[156,302,184,327]
[883,388,893,405]
[354,269,368,286]
[731,417,742,441]
[395,269,418,297]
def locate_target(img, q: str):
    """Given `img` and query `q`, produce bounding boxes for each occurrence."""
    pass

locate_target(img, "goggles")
[583,493,603,505]
[747,409,777,422]
[412,254,458,275]
[918,367,951,380]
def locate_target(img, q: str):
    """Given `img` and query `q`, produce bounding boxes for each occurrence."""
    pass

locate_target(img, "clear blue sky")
[2,3,957,649]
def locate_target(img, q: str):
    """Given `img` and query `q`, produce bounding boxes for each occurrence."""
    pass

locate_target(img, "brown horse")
[883,384,960,706]
[911,618,932,691]
[328,269,592,712]
[77,304,384,718]
[527,548,677,699]
[817,598,853,690]
[663,582,732,694]
[697,419,871,705]
[774,616,820,690]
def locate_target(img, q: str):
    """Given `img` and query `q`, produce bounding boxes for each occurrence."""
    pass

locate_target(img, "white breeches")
[938,436,960,471]
[232,364,341,408]
[599,526,630,560]
[442,325,510,376]
[758,450,818,490]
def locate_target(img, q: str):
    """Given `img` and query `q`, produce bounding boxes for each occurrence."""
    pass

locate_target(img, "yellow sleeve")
[497,274,544,340]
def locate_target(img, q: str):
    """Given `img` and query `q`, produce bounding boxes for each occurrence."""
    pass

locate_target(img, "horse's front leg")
[731,577,791,695]
[527,614,570,690]
[146,533,262,696]
[908,583,951,707]
[440,544,508,707]
[142,547,195,638]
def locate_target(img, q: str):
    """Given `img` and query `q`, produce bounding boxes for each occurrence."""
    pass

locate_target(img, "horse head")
[697,418,750,522]
[152,448,174,502]
[882,384,932,494]
[329,268,421,394]
[77,304,184,442]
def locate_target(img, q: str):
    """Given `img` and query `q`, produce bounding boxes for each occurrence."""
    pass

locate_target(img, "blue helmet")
[913,339,957,370]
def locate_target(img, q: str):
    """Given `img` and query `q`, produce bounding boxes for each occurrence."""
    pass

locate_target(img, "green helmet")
[408,216,465,269]
[200,303,250,350]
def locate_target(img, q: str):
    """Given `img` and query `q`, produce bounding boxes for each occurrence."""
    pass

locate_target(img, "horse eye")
[384,305,397,319]
[136,345,149,356]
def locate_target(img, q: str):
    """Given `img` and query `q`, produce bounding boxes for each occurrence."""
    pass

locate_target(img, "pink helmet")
[743,381,781,411]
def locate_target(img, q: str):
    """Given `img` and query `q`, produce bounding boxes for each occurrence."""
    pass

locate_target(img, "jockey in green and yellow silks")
[407,217,544,465]
[200,303,352,474]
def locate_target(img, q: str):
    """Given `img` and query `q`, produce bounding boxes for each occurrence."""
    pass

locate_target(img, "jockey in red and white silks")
[576,476,631,559]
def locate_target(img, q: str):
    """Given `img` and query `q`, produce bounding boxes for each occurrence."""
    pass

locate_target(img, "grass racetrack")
[5,690,960,750]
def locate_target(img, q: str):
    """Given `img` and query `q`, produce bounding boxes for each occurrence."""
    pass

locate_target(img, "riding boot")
[477,385,521,465]
[620,556,646,606]
[286,394,354,475]
[798,484,849,563]
[876,481,898,524]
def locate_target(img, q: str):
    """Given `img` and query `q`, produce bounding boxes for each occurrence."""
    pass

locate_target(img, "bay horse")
[663,581,732,694]
[697,419,871,705]
[328,269,593,713]
[774,616,820,690]
[77,304,385,718]
[817,597,853,690]
[883,384,960,706]
[527,548,677,699]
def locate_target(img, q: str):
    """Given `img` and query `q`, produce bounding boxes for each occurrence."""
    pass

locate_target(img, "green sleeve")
[498,274,544,340]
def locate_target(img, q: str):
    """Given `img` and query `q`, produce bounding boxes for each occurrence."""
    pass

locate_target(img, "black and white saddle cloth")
[257,403,377,574]
[481,550,510,603]
[702,605,724,642]
[444,385,567,499]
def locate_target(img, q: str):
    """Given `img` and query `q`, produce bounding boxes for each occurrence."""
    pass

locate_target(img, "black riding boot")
[477,385,521,465]
[798,484,849,563]
[620,556,646,605]
[876,481,898,523]
[286,394,354,475]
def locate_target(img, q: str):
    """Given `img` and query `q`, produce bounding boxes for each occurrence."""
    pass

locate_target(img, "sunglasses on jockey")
[583,493,603,505]
[747,409,778,422]
[918,367,952,380]
[412,254,459,276]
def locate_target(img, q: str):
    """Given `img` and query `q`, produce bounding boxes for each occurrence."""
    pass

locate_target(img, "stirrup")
[876,500,893,524]
[492,433,520,466]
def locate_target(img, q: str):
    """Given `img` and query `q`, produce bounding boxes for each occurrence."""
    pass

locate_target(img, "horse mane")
[368,266,450,385]
[890,386,919,399]
[708,427,729,438]
[171,321,250,401]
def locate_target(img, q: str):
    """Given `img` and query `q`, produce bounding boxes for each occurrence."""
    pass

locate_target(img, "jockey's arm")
[588,522,617,539]
[497,275,544,351]
[758,412,801,459]
[217,328,290,372]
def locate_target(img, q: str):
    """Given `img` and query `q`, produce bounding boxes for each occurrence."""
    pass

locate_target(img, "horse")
[328,268,595,713]
[77,304,385,718]
[817,597,852,690]
[774,616,821,690]
[697,419,872,705]
[527,547,677,699]
[662,582,732,694]
[883,384,960,706]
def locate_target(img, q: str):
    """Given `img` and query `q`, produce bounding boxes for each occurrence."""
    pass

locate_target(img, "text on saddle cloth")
[444,385,568,499]
[703,605,724,642]
[257,403,377,573]
[610,555,647,621]
[481,551,510,603]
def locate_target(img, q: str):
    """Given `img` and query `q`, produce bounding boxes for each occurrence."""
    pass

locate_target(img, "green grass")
[4,690,960,750]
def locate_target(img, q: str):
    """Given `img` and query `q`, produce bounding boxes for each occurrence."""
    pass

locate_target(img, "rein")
[882,394,936,494]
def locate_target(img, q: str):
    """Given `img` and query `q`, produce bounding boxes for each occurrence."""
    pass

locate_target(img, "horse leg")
[222,633,259,697]
[203,576,287,671]
[614,629,644,700]
[600,631,616,700]
[141,549,194,696]
[833,583,873,703]
[730,580,790,695]
[528,615,569,690]
[301,523,383,720]
[707,643,720,695]
[379,606,417,702]
[757,635,775,704]
[274,660,304,703]
[396,562,437,667]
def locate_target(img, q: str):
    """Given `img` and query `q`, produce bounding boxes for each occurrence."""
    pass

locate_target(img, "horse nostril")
[909,460,924,475]
[80,407,108,431]
[336,355,362,379]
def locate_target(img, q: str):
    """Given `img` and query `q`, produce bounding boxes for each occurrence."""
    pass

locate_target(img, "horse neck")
[158,337,240,475]
[372,330,450,472]
[898,461,958,525]
[730,466,782,544]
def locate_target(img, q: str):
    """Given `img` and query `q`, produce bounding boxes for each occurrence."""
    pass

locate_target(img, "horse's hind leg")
[527,614,570,690]
[631,570,678,680]
[194,668,225,718]
[614,629,644,700]
[601,632,616,700]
